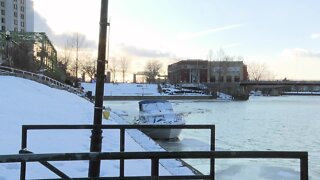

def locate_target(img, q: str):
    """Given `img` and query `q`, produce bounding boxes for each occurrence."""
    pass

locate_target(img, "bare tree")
[81,59,96,82]
[144,60,162,83]
[119,56,130,83]
[248,62,274,81]
[108,57,118,82]
[57,40,75,75]
[11,41,36,71]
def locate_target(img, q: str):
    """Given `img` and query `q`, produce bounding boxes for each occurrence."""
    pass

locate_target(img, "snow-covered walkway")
[0,76,193,179]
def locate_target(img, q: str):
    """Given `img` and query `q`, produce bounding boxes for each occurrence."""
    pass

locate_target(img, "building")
[168,60,208,84]
[168,59,248,84]
[209,61,248,83]
[0,0,34,32]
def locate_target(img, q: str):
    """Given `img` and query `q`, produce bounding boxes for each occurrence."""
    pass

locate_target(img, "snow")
[81,83,161,96]
[0,76,194,179]
[81,82,211,96]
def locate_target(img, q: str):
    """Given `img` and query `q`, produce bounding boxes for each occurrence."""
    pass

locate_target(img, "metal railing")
[0,124,308,179]
[19,124,215,180]
[1,151,308,180]
[0,65,83,95]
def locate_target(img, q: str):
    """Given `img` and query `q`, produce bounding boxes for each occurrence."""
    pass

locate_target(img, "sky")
[32,0,320,80]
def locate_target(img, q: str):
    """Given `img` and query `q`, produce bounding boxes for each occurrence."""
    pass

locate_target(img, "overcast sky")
[33,0,320,80]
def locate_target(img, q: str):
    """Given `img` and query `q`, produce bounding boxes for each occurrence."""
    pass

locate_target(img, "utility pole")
[75,33,79,81]
[88,0,109,178]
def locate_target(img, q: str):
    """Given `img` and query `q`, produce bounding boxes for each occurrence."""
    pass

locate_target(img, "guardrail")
[0,65,83,95]
[20,124,215,180]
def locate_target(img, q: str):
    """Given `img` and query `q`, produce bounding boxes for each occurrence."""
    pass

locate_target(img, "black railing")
[1,151,308,180]
[19,124,216,180]
[0,124,308,179]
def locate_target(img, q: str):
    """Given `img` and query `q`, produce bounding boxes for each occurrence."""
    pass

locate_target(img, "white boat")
[135,100,185,139]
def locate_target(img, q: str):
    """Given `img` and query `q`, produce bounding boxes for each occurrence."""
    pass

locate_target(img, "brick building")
[168,59,248,84]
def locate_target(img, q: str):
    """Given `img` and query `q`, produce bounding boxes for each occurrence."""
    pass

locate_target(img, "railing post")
[120,128,125,178]
[20,126,27,180]
[300,153,308,180]
[151,158,159,180]
[210,126,215,180]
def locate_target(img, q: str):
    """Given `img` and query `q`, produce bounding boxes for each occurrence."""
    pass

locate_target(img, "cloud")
[281,48,320,59]
[222,42,241,49]
[310,33,320,39]
[118,44,173,58]
[178,24,244,39]
[34,11,97,50]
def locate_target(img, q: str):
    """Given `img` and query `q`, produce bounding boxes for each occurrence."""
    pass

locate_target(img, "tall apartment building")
[0,0,34,32]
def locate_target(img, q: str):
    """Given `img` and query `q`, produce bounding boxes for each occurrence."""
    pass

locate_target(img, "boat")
[135,100,185,139]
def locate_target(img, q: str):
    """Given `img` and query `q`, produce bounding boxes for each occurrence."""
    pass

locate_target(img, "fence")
[0,65,83,95]
[0,124,309,179]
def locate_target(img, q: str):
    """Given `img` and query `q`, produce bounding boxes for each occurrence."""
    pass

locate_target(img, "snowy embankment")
[0,76,193,179]
[81,83,162,96]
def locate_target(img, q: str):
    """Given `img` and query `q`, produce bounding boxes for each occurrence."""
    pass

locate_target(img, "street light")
[5,31,12,66]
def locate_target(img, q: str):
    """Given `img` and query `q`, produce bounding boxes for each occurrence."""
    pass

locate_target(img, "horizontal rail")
[1,151,308,180]
[22,124,215,130]
[0,151,308,162]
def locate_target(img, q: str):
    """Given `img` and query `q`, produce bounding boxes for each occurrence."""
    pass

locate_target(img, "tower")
[0,0,34,32]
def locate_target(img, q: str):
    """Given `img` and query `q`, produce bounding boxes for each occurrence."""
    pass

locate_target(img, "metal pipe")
[88,0,109,178]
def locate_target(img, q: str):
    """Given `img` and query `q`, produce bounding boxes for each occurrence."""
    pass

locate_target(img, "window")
[226,76,232,82]
[14,27,18,31]
[0,1,4,7]
[1,10,4,15]
[1,25,5,31]
[14,11,17,17]
[21,14,24,19]
[21,21,24,27]
[14,19,18,25]
[234,76,240,82]
[21,6,24,11]
[20,0,25,4]
[210,76,216,82]
[219,76,224,82]
[1,17,4,23]
[14,4,17,9]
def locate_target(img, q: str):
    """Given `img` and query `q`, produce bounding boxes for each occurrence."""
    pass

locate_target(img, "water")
[104,96,320,179]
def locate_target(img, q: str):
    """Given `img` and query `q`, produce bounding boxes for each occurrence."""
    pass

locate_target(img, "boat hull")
[140,128,182,140]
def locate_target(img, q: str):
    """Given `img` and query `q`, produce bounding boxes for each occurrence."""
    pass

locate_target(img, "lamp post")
[88,0,109,178]
[5,31,12,67]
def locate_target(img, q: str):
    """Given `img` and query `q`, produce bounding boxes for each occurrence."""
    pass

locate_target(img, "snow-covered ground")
[81,83,162,96]
[0,76,194,179]
[81,82,211,96]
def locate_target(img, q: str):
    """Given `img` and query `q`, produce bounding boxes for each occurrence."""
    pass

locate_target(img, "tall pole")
[88,0,108,178]
[76,32,79,80]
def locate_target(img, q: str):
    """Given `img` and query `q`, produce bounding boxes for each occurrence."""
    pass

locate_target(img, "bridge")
[240,80,320,86]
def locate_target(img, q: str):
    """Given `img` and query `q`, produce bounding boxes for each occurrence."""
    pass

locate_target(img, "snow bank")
[81,83,161,96]
[0,76,193,179]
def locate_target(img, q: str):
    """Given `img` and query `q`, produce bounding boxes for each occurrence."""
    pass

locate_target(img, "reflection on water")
[104,96,320,179]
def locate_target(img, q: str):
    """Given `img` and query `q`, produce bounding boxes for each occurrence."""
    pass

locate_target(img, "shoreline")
[102,95,214,100]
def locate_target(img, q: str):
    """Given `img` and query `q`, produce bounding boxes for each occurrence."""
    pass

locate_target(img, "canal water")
[104,96,320,179]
